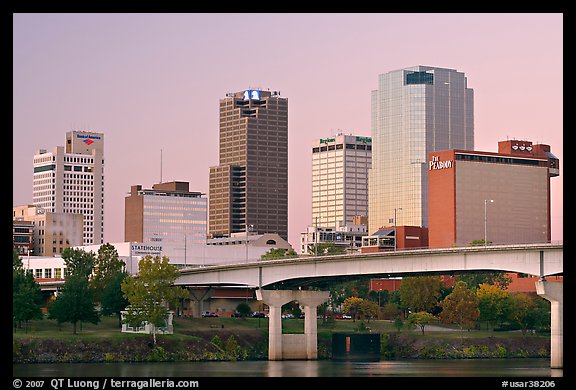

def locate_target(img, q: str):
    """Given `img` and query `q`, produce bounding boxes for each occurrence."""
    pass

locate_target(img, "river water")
[13,358,562,378]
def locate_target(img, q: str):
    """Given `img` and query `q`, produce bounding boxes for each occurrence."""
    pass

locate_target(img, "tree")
[48,274,100,334]
[342,296,363,322]
[399,276,444,313]
[469,239,491,246]
[100,271,129,327]
[439,281,480,331]
[506,292,539,335]
[235,302,252,318]
[92,243,125,302]
[121,255,189,345]
[307,242,345,256]
[13,250,43,331]
[382,302,401,320]
[61,247,96,279]
[260,248,298,260]
[358,299,380,322]
[476,283,509,330]
[407,311,436,335]
[456,272,512,290]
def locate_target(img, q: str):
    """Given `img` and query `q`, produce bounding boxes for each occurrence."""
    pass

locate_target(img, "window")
[406,71,434,85]
[44,269,52,278]
[35,269,42,278]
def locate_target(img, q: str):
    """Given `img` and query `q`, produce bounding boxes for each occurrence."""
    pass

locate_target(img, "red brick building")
[428,140,559,248]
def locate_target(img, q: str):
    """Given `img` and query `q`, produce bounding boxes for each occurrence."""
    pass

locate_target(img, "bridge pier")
[186,287,213,318]
[256,289,330,360]
[535,280,563,369]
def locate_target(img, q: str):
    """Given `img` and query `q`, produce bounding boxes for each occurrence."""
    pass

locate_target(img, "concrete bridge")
[176,243,563,367]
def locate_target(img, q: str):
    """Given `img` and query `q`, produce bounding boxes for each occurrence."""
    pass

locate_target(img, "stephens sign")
[429,155,453,170]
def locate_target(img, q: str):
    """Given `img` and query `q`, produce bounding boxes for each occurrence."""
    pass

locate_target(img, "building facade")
[369,66,474,234]
[209,89,288,240]
[124,181,208,266]
[299,223,367,255]
[32,130,105,245]
[311,133,371,229]
[428,140,559,248]
[13,205,84,256]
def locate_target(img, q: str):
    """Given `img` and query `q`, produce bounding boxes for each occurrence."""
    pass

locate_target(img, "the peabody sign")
[429,155,453,170]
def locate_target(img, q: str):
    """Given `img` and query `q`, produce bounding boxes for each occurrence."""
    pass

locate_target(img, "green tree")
[61,247,96,279]
[407,311,436,335]
[92,243,125,302]
[456,272,512,290]
[382,302,401,320]
[307,242,345,256]
[476,283,509,330]
[48,274,100,334]
[235,302,252,318]
[399,276,444,313]
[439,281,480,331]
[13,250,43,331]
[506,292,542,335]
[121,255,189,345]
[469,239,492,246]
[100,271,129,327]
[260,248,298,260]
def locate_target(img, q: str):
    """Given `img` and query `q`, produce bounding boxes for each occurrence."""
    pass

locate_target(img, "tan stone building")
[13,205,83,256]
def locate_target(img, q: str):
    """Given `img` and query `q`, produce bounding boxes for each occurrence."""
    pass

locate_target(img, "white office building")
[33,131,105,246]
[311,133,371,228]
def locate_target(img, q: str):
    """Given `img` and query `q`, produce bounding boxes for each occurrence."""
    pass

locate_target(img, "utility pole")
[394,208,402,251]
[484,199,494,246]
[314,216,318,256]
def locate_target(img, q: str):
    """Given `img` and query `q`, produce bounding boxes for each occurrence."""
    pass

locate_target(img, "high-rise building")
[369,66,474,234]
[311,133,372,228]
[299,133,371,254]
[209,89,288,240]
[428,140,559,248]
[33,131,105,246]
[124,181,207,266]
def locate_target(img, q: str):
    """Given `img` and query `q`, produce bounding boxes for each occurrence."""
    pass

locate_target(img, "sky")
[12,13,563,248]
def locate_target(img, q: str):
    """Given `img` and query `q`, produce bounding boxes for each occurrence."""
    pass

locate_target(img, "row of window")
[456,153,543,166]
[64,156,94,164]
[313,144,372,153]
[32,268,69,279]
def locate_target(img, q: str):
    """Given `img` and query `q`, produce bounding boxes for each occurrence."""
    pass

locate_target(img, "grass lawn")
[14,314,541,342]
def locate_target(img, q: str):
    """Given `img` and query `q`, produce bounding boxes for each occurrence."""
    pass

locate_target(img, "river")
[13,358,562,378]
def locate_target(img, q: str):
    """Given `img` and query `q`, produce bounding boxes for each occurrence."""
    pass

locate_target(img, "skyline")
[12,13,563,248]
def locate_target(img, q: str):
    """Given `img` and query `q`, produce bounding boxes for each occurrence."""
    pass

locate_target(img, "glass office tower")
[368,66,474,234]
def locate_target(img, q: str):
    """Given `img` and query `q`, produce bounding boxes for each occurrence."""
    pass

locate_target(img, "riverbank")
[13,316,550,363]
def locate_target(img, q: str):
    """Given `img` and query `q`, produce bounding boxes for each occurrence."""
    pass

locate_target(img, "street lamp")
[245,223,254,263]
[484,199,494,246]
[394,208,402,251]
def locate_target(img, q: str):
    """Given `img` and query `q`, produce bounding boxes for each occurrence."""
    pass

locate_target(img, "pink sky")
[12,13,563,247]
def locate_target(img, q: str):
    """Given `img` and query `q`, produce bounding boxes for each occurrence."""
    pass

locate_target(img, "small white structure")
[121,310,174,335]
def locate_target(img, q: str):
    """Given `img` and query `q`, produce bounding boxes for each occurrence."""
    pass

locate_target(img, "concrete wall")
[281,334,308,360]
